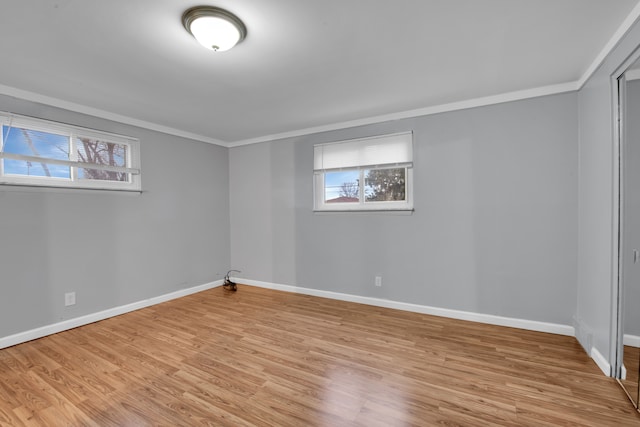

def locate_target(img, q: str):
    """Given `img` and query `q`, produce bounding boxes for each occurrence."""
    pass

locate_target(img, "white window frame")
[0,113,141,191]
[314,131,414,212]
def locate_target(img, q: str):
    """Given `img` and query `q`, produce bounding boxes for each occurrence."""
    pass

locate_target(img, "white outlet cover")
[65,292,76,306]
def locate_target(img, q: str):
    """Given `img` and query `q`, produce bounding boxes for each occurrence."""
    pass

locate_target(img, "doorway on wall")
[614,52,640,411]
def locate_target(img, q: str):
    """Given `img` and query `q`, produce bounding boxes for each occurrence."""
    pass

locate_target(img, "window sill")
[0,182,142,194]
[313,208,414,215]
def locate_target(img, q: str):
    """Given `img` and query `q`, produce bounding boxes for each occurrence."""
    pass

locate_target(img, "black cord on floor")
[223,269,240,291]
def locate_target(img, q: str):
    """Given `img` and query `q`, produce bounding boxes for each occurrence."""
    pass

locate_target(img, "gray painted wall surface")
[577,19,640,364]
[230,93,578,326]
[0,95,230,338]
[623,79,640,337]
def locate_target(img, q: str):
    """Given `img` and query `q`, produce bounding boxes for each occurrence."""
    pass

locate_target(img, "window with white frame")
[0,114,141,191]
[314,131,413,211]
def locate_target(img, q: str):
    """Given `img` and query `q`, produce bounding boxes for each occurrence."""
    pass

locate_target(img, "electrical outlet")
[375,276,382,287]
[65,292,76,306]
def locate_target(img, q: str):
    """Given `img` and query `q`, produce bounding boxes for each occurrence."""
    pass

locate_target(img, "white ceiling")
[1,0,639,146]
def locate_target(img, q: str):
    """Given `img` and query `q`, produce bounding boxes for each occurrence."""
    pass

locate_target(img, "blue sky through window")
[2,125,70,178]
[324,170,359,201]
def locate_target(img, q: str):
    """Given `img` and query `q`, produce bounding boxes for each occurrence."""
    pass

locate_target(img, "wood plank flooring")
[1,284,639,426]
[621,345,639,407]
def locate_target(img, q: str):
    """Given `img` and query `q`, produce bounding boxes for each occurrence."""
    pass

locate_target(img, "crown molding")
[229,81,579,147]
[2,1,640,149]
[577,2,640,89]
[0,84,227,147]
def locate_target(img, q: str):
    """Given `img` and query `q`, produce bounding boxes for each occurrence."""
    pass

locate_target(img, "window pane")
[324,170,360,203]
[365,168,406,202]
[3,160,71,178]
[2,126,70,178]
[76,137,128,182]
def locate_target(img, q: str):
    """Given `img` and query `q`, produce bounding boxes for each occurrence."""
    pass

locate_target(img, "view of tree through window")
[324,170,359,203]
[365,168,406,202]
[0,115,141,191]
[323,168,407,204]
[76,137,127,181]
[339,181,359,199]
[313,131,413,211]
[2,127,129,182]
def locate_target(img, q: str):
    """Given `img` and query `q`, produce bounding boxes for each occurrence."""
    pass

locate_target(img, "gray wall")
[0,95,230,338]
[577,18,640,364]
[11,16,640,361]
[623,79,640,337]
[230,93,578,326]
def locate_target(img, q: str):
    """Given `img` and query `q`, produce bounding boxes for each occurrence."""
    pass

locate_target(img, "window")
[0,114,141,191]
[314,131,413,211]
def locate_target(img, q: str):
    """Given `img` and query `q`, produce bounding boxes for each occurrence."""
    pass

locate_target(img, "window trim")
[313,131,414,212]
[0,113,141,192]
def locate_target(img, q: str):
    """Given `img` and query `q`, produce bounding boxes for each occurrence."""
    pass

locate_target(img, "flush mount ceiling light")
[182,6,246,52]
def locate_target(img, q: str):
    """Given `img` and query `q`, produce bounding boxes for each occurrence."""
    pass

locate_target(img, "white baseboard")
[624,333,640,348]
[590,346,611,376]
[236,278,575,337]
[242,279,622,376]
[0,280,223,350]
[3,277,600,375]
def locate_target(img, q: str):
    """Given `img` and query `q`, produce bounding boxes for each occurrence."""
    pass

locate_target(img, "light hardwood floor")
[1,284,639,426]
[621,345,639,407]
